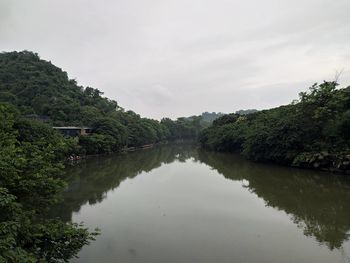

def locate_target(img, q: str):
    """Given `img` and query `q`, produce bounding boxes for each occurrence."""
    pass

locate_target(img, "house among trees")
[53,126,93,137]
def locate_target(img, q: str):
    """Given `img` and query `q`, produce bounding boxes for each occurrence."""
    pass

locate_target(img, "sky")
[1,0,350,119]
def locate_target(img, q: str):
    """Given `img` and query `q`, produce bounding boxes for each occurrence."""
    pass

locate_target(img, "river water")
[54,143,350,263]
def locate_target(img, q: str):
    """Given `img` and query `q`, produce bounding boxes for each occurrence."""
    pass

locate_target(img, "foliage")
[200,82,350,171]
[79,134,116,155]
[0,103,98,262]
[235,109,258,115]
[199,112,225,125]
[0,51,203,154]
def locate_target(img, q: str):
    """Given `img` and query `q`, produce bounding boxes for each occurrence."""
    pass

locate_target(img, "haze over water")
[54,144,350,263]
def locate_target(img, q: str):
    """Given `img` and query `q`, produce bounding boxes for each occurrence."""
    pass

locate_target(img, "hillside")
[0,51,202,153]
[0,51,204,261]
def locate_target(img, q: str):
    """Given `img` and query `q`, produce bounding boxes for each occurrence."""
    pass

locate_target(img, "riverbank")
[66,139,197,164]
[199,82,350,175]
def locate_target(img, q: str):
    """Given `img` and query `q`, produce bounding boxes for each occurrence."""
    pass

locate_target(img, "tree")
[0,103,98,262]
[200,82,350,171]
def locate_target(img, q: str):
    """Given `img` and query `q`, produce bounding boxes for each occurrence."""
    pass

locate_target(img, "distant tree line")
[235,109,258,115]
[200,81,350,172]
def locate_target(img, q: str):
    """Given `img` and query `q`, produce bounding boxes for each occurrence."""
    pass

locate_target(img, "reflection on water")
[52,143,196,222]
[198,150,350,250]
[52,143,350,263]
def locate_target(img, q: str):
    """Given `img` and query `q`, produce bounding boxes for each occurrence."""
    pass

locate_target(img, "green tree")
[0,103,98,263]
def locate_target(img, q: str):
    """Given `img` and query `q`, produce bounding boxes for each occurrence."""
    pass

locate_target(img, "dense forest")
[0,103,99,262]
[0,51,206,262]
[0,51,205,155]
[200,81,350,172]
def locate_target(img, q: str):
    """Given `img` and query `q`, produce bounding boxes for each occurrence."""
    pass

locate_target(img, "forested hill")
[0,50,116,124]
[200,82,350,173]
[0,51,205,261]
[0,51,202,154]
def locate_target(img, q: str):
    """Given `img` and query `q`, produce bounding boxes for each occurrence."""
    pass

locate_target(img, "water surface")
[54,144,350,263]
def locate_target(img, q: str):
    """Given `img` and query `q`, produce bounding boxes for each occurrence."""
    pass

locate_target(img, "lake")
[54,143,350,263]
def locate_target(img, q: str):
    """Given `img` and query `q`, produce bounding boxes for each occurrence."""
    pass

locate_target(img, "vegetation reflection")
[198,150,350,250]
[54,144,350,250]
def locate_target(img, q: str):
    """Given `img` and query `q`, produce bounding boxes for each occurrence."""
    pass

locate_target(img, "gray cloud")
[1,0,350,119]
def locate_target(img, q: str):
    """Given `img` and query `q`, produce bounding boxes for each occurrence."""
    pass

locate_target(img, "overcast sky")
[1,0,350,119]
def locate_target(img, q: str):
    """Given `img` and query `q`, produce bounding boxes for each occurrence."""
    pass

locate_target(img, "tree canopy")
[0,51,203,155]
[200,81,350,172]
[0,104,99,262]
